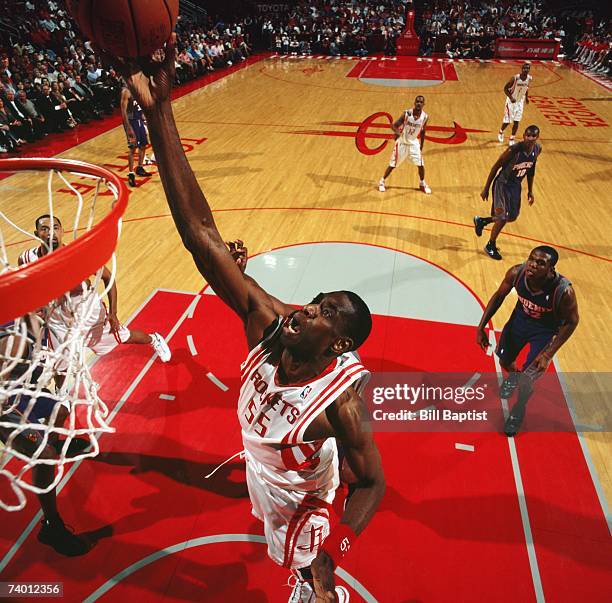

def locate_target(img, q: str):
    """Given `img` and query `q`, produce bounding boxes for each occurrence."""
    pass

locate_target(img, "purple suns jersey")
[498,142,541,186]
[512,263,571,331]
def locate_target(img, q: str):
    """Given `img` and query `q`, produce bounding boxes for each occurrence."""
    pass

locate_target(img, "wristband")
[321,523,356,568]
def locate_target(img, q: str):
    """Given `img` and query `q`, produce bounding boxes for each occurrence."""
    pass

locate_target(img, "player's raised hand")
[311,551,336,602]
[480,188,489,201]
[226,240,248,273]
[101,34,176,112]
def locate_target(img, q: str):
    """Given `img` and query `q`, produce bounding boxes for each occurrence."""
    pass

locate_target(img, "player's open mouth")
[285,313,302,335]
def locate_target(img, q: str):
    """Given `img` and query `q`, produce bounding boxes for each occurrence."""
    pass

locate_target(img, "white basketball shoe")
[420,181,432,194]
[378,178,386,192]
[497,131,504,143]
[150,332,171,362]
[288,577,349,603]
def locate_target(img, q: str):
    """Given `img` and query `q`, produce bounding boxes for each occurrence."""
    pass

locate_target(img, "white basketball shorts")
[48,296,130,372]
[389,139,424,168]
[245,441,339,569]
[503,99,525,124]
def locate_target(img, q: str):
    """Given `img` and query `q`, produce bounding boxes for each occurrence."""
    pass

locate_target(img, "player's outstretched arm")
[117,37,285,346]
[476,265,520,350]
[310,388,385,600]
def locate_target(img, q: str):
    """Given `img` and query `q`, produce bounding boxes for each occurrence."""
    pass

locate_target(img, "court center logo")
[291,112,488,156]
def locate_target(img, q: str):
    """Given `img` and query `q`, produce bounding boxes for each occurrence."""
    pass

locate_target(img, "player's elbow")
[181,221,220,260]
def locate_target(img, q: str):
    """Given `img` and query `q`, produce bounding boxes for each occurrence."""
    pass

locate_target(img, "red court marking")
[2,290,609,601]
[346,56,458,81]
[4,207,610,264]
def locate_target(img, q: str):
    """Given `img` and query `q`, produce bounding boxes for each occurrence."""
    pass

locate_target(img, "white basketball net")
[0,167,121,511]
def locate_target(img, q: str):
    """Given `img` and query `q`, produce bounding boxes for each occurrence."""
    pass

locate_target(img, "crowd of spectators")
[0,0,609,152]
[260,1,410,57]
[418,0,568,58]
[570,15,611,78]
[0,0,253,153]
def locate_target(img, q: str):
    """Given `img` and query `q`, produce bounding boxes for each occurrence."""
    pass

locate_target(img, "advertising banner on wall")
[495,38,560,60]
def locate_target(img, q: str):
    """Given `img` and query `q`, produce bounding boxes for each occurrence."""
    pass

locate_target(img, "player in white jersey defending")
[18,215,171,375]
[117,36,385,603]
[378,94,431,194]
[498,63,532,146]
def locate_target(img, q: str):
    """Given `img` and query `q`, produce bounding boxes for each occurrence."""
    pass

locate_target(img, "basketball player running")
[475,125,541,260]
[121,86,152,187]
[378,95,431,194]
[18,215,171,370]
[498,62,532,146]
[118,36,385,602]
[476,246,579,436]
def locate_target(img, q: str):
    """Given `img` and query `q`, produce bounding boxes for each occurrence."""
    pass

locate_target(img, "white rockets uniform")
[503,73,532,123]
[18,247,130,371]
[389,108,428,168]
[238,317,369,569]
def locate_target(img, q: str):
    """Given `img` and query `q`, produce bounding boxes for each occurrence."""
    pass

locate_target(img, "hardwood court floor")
[1,56,610,592]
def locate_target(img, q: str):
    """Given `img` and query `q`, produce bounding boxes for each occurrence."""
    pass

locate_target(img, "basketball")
[67,0,179,58]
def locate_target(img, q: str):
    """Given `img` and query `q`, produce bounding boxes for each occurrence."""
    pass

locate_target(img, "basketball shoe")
[135,166,152,177]
[150,332,171,362]
[378,178,386,192]
[484,241,502,260]
[497,131,504,143]
[500,372,520,399]
[473,216,485,237]
[504,402,526,437]
[288,576,349,603]
[127,172,136,187]
[508,137,515,146]
[420,181,432,194]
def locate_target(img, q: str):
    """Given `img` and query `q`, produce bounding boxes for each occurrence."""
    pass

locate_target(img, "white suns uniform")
[18,247,130,370]
[503,73,532,123]
[388,108,428,168]
[238,317,369,569]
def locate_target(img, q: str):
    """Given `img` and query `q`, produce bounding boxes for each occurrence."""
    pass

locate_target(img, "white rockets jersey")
[399,108,428,143]
[508,74,532,102]
[238,316,369,473]
[18,247,43,265]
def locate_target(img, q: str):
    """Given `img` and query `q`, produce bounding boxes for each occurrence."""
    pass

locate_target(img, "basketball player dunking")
[378,95,431,194]
[498,62,532,146]
[475,124,542,260]
[117,36,385,603]
[476,246,579,436]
